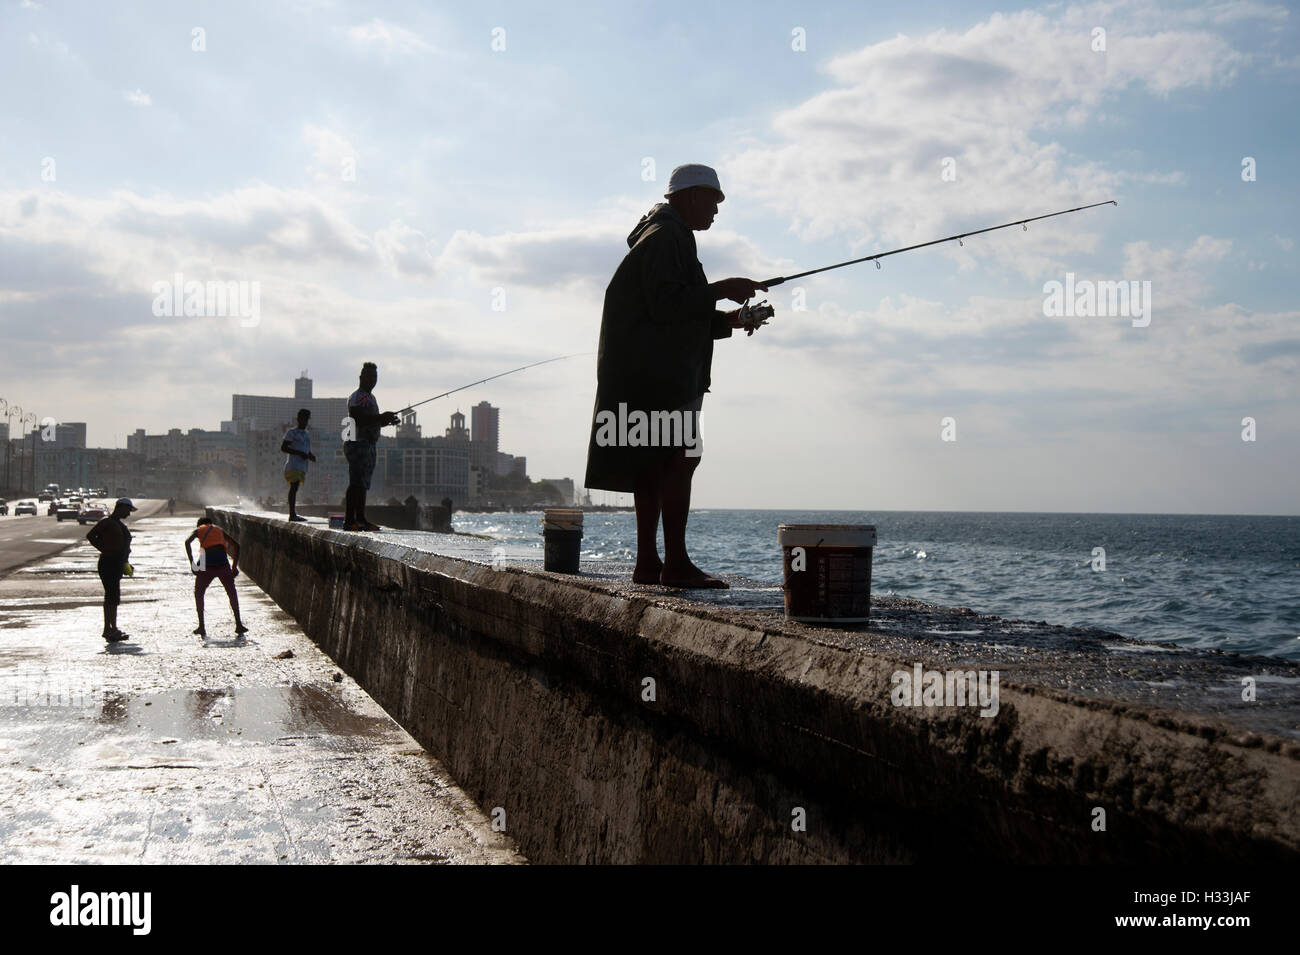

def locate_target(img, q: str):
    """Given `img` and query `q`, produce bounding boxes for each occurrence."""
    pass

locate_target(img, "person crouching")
[184,517,248,640]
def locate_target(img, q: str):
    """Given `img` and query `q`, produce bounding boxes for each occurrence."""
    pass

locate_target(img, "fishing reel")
[738,299,774,334]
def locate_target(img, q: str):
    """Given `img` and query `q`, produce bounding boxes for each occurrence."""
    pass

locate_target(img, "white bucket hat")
[664,163,724,201]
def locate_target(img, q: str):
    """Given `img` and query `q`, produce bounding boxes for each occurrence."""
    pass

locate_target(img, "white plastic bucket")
[778,523,876,623]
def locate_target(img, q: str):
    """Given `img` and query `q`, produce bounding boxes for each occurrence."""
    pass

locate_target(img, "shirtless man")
[86,498,137,642]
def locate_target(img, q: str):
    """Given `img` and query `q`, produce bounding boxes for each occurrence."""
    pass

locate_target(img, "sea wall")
[210,508,1300,864]
[293,502,452,533]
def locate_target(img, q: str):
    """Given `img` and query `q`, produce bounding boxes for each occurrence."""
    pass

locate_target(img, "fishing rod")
[398,352,591,415]
[731,199,1118,333]
[758,200,1118,287]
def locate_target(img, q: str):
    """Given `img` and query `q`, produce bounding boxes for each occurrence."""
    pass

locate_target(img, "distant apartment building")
[539,477,576,505]
[127,428,198,465]
[471,401,499,451]
[229,373,349,437]
[467,401,498,474]
[383,409,472,502]
[495,452,526,477]
[48,422,87,449]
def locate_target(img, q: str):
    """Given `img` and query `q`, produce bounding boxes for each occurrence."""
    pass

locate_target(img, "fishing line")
[398,353,592,415]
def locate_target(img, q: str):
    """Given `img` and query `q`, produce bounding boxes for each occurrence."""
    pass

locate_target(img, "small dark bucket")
[779,523,876,623]
[542,509,584,574]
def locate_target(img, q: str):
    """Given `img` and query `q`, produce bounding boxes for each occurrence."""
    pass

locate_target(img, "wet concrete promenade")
[0,506,524,864]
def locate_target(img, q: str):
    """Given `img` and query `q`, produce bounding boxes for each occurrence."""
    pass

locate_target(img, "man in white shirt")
[280,408,316,523]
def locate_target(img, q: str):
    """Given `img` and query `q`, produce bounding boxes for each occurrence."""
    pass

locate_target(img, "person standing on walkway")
[167,496,175,516]
[280,408,316,522]
[184,517,248,639]
[86,497,137,642]
[344,362,400,531]
[584,163,766,588]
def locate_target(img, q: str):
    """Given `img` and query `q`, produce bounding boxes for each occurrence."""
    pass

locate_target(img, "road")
[0,506,524,864]
[0,498,166,576]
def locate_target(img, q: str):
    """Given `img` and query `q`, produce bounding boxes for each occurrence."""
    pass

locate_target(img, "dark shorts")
[195,567,236,591]
[344,440,377,491]
[97,553,124,606]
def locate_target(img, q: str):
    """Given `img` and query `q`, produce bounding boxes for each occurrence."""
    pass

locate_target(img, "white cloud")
[375,220,436,280]
[302,123,358,182]
[346,18,432,56]
[725,3,1251,268]
[434,214,783,295]
[125,88,151,107]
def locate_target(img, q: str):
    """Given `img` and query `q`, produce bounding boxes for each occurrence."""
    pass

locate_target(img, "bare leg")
[659,451,727,589]
[194,573,210,634]
[219,570,246,632]
[287,482,299,518]
[632,459,665,583]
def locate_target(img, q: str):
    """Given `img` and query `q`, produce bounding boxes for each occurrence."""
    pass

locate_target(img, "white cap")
[664,163,724,201]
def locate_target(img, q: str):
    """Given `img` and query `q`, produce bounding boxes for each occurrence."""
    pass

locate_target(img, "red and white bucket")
[778,523,876,623]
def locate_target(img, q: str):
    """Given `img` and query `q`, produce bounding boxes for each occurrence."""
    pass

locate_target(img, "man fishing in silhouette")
[585,164,766,588]
[344,362,401,531]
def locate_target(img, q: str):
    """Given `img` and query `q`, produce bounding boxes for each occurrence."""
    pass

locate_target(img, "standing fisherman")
[86,497,137,642]
[344,362,401,531]
[584,164,766,588]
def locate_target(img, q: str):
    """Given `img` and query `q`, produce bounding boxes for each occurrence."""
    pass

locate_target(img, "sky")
[0,0,1296,513]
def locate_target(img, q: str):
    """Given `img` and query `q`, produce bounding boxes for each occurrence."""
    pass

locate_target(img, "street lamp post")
[0,400,20,496]
[22,413,37,496]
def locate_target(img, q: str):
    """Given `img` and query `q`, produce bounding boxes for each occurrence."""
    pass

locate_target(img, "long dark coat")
[584,203,733,492]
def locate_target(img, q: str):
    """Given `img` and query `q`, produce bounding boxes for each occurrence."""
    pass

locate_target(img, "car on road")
[77,502,107,525]
[47,499,60,515]
[55,501,80,521]
[0,499,7,515]
[37,492,53,503]
[14,501,38,516]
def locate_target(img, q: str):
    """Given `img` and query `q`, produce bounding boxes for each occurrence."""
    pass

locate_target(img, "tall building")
[54,422,88,449]
[470,401,498,473]
[471,401,499,452]
[230,374,348,436]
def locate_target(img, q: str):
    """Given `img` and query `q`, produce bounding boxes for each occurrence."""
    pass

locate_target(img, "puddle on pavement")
[94,683,389,742]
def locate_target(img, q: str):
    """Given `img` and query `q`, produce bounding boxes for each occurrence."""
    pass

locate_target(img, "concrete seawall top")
[212,508,1300,863]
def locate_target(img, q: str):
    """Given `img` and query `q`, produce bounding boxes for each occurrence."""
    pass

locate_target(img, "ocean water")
[454,509,1300,660]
